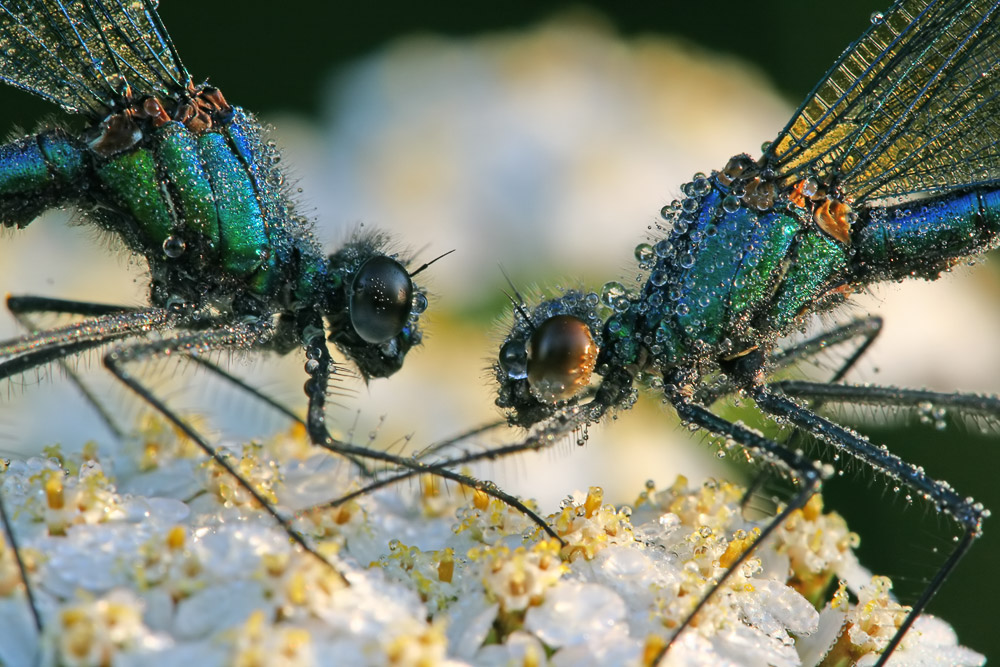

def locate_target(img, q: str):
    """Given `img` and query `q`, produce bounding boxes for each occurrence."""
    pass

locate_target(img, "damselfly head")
[495,288,604,427]
[324,237,428,379]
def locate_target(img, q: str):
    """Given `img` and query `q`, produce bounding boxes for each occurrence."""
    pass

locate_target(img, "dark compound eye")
[527,314,598,403]
[349,255,414,344]
[499,338,528,380]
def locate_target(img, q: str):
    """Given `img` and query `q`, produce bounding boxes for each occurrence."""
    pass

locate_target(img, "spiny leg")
[316,412,575,499]
[315,419,517,504]
[6,295,140,439]
[0,305,177,631]
[741,316,884,510]
[0,307,173,372]
[99,319,358,583]
[654,378,823,663]
[687,317,884,517]
[6,296,135,319]
[0,462,41,633]
[6,296,322,450]
[7,296,313,428]
[8,295,390,478]
[406,419,507,461]
[185,355,380,476]
[773,381,1000,420]
[695,316,884,407]
[770,315,883,386]
[751,386,986,666]
[312,429,562,542]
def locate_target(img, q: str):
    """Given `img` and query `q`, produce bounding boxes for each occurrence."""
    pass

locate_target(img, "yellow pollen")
[166,525,185,550]
[584,486,603,518]
[44,473,64,510]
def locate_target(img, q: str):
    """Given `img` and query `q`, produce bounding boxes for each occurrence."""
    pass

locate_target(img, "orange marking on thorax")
[814,199,853,243]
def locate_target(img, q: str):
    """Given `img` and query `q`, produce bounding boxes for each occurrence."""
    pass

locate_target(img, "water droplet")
[601,282,627,307]
[634,243,654,266]
[411,292,428,314]
[162,235,186,258]
[801,177,819,197]
[692,177,711,196]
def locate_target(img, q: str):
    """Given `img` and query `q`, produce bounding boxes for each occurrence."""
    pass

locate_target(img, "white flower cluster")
[0,427,986,666]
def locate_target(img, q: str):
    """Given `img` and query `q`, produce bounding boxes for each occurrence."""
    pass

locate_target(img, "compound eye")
[499,338,528,380]
[527,315,598,403]
[349,256,414,344]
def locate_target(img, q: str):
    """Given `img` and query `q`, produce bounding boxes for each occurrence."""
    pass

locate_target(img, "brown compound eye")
[527,315,598,403]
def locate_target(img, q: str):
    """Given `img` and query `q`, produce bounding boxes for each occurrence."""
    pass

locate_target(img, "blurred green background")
[0,0,996,662]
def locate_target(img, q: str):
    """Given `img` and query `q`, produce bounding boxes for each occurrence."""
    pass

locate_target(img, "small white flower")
[0,431,984,666]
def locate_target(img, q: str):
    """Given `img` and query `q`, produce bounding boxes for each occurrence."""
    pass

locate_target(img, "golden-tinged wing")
[767,0,1000,203]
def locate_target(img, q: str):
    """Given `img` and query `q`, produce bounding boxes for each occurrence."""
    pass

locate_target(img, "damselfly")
[0,0,446,636]
[490,1,999,663]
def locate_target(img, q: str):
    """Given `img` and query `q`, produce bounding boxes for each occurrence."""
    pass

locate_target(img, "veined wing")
[766,0,1000,204]
[0,0,189,117]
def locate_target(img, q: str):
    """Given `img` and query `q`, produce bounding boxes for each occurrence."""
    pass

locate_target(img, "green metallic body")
[605,181,1000,373]
[0,110,326,314]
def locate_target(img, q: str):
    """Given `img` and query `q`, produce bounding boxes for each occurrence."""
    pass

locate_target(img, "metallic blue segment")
[856,188,1000,281]
[154,122,219,248]
[0,135,82,229]
[983,189,1000,230]
[197,131,268,277]
[675,189,754,346]
[38,133,84,182]
[0,138,49,195]
[225,109,281,236]
[294,256,331,305]
[223,109,294,292]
